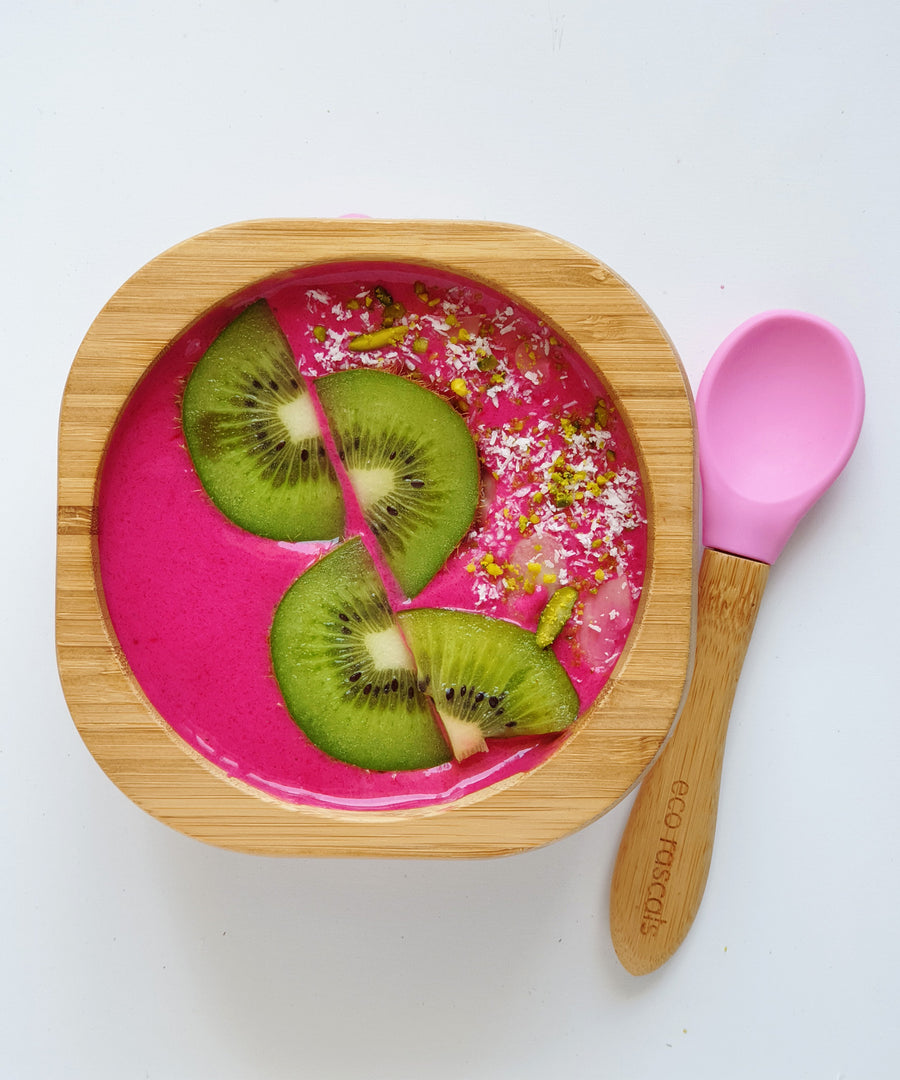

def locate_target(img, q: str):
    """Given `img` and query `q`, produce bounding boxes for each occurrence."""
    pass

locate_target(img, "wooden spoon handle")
[609,547,769,974]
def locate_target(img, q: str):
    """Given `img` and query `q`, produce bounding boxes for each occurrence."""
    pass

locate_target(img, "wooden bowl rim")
[56,218,696,857]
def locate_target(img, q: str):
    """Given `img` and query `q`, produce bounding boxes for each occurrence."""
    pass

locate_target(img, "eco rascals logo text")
[640,779,689,937]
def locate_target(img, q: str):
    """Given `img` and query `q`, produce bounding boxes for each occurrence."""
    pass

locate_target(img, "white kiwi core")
[347,466,396,511]
[277,393,321,441]
[439,714,489,761]
[365,625,415,671]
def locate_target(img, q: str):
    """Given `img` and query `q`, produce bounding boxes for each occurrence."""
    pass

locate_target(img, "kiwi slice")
[398,608,579,761]
[182,300,345,541]
[270,537,450,772]
[315,369,479,597]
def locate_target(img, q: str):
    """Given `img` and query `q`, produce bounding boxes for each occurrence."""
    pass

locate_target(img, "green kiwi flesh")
[397,608,579,761]
[315,369,479,597]
[182,301,345,541]
[270,537,451,772]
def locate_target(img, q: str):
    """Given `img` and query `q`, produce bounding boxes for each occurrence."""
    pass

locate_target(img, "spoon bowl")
[699,311,865,562]
[610,310,864,975]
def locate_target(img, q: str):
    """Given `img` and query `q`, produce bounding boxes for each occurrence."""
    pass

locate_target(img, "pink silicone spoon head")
[696,310,864,564]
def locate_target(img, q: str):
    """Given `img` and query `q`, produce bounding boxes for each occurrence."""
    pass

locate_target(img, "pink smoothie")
[97,262,647,811]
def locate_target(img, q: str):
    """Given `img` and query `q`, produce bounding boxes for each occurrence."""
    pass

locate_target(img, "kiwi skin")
[270,538,451,772]
[182,300,345,541]
[315,369,480,597]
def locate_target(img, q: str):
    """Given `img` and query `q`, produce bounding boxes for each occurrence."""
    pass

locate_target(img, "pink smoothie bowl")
[55,218,696,857]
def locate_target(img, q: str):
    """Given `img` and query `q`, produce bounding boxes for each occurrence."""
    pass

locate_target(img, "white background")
[4,2,899,1077]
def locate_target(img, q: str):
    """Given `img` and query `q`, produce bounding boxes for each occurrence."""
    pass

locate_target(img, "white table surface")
[4,2,899,1077]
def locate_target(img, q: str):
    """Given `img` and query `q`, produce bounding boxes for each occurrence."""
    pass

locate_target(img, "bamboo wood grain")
[56,218,696,857]
[609,548,769,973]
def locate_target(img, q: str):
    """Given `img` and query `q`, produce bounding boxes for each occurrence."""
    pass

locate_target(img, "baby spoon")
[609,310,864,975]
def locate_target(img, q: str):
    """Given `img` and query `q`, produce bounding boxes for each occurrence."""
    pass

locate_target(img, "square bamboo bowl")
[56,219,696,857]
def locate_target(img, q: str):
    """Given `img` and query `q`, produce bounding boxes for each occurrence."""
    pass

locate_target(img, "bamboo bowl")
[56,219,696,857]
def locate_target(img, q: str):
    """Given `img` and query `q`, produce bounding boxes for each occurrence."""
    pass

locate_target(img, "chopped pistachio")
[348,325,409,352]
[535,586,578,648]
[382,301,406,326]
